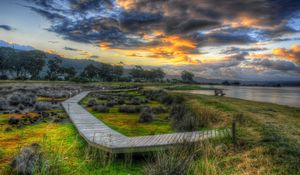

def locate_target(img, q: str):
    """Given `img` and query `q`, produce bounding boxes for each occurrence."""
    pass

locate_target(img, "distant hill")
[0,42,104,74]
[0,40,35,51]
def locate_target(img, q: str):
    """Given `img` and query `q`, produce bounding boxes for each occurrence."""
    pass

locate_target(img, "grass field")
[1,83,299,174]
[80,91,174,136]
[0,112,144,175]
[180,93,300,174]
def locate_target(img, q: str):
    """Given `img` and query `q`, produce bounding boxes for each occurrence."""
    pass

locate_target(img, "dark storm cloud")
[27,0,300,55]
[68,0,112,12]
[64,47,80,51]
[272,37,300,42]
[0,25,14,31]
[193,29,257,47]
[118,11,163,33]
[89,55,99,59]
[221,47,268,54]
[249,59,300,73]
[165,18,220,34]
[28,6,65,21]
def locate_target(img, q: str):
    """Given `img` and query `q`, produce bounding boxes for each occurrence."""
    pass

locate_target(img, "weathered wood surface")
[62,91,230,153]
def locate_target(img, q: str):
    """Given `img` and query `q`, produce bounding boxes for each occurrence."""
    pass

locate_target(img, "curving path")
[62,91,230,153]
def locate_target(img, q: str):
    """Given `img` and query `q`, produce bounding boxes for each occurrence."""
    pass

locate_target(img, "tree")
[152,68,165,81]
[47,57,62,80]
[62,66,76,80]
[130,66,144,80]
[181,70,194,82]
[98,63,113,81]
[112,65,124,81]
[22,50,45,79]
[0,47,15,78]
[81,64,99,80]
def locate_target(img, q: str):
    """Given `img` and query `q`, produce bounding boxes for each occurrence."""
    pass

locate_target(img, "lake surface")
[179,85,300,108]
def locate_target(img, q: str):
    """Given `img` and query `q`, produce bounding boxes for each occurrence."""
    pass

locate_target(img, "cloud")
[26,0,300,66]
[245,59,300,73]
[0,25,14,31]
[89,55,99,59]
[64,47,80,51]
[221,47,268,54]
[272,45,300,63]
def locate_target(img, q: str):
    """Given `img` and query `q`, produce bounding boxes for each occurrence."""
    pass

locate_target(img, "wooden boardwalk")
[62,91,230,153]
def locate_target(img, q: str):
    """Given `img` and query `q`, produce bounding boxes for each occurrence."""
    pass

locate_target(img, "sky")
[0,0,300,81]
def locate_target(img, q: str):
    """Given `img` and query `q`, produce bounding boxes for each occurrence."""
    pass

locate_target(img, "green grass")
[0,112,143,175]
[1,83,300,174]
[88,107,173,136]
[81,90,174,136]
[177,93,300,174]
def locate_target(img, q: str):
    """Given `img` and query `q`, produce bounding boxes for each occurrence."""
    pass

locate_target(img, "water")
[179,85,300,108]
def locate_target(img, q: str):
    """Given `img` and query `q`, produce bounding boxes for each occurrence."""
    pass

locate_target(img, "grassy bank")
[179,93,300,174]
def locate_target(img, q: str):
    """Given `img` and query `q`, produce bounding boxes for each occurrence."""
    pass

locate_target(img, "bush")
[115,98,125,105]
[152,106,167,114]
[143,90,182,105]
[0,98,8,110]
[92,105,109,113]
[11,144,42,175]
[87,99,97,107]
[106,100,116,107]
[35,103,50,111]
[8,116,19,125]
[23,94,36,106]
[118,105,142,113]
[139,108,154,123]
[9,94,21,106]
[144,142,200,175]
[126,97,143,105]
[169,102,221,132]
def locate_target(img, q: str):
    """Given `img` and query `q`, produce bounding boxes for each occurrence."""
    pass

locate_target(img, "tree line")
[0,47,195,82]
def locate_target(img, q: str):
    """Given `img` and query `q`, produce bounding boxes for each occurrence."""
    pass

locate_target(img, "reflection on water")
[181,85,300,108]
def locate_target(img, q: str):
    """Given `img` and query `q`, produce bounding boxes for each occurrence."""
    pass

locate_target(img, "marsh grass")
[144,137,232,175]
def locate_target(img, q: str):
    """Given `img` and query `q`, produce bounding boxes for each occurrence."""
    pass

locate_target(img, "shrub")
[87,99,97,107]
[92,105,109,113]
[118,105,142,113]
[115,98,125,105]
[143,90,182,105]
[35,103,50,111]
[8,116,19,125]
[96,95,110,100]
[23,94,36,106]
[139,108,154,123]
[11,144,42,175]
[106,100,116,107]
[9,94,21,106]
[0,98,8,110]
[169,104,198,131]
[144,142,201,175]
[126,97,142,105]
[151,106,167,114]
[170,102,221,132]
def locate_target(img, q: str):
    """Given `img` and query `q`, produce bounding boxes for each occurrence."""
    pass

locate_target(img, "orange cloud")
[228,14,262,28]
[98,34,200,64]
[272,45,300,63]
[99,42,111,50]
[45,49,65,57]
[116,0,135,9]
